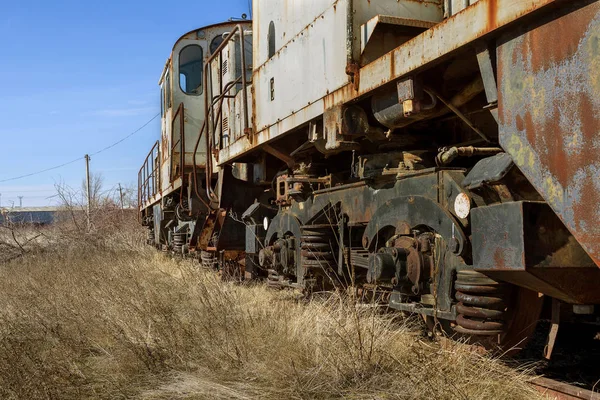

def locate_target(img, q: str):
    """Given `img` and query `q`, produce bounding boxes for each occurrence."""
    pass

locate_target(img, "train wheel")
[498,287,544,355]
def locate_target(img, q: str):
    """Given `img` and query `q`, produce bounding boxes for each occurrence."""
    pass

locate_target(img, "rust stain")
[526,9,596,72]
[323,83,354,111]
[539,93,597,188]
[493,248,507,269]
[486,0,498,32]
[498,1,600,267]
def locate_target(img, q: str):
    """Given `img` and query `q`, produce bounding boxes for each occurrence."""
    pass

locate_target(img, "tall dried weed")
[0,219,542,399]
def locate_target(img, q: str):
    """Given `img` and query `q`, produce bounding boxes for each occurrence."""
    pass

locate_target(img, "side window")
[160,86,164,116]
[165,71,171,108]
[268,21,276,58]
[179,44,203,95]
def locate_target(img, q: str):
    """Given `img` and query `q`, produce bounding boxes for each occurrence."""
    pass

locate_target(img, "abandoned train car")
[138,0,600,353]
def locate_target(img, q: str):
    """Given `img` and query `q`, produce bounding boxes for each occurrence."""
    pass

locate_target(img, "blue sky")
[0,0,250,207]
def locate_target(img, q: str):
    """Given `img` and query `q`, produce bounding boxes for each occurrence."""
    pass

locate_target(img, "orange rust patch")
[486,0,498,32]
[537,94,598,188]
[526,7,595,72]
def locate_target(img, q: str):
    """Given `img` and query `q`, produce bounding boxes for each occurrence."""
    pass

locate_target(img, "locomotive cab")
[138,20,252,249]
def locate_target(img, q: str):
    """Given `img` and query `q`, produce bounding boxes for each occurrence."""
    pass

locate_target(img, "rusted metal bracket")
[475,43,499,123]
[244,127,253,144]
[345,62,360,91]
[262,143,295,169]
[362,196,468,256]
[544,298,561,360]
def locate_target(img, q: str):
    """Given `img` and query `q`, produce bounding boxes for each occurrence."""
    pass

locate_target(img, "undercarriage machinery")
[139,0,600,353]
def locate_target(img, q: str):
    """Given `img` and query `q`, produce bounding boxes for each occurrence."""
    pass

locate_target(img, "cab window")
[179,45,203,95]
[210,35,224,55]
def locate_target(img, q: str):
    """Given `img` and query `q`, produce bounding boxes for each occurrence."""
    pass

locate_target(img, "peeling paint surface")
[498,1,600,266]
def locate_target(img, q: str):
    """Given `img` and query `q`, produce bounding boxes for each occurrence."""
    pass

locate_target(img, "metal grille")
[222,60,228,75]
[222,117,229,132]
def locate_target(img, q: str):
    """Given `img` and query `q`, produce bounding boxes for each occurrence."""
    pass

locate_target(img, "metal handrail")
[203,24,250,206]
[170,102,185,182]
[137,140,161,217]
[190,78,241,210]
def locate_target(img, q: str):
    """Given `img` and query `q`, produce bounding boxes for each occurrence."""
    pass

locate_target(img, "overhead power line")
[90,113,159,156]
[0,113,160,184]
[0,157,84,184]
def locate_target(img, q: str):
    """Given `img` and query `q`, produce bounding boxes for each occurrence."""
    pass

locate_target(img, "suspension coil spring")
[454,270,510,336]
[173,232,187,253]
[300,224,336,272]
[200,250,217,269]
[147,228,155,244]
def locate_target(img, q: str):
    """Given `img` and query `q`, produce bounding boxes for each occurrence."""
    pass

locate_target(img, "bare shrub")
[0,178,144,264]
[0,233,542,399]
[49,178,146,249]
[0,213,49,262]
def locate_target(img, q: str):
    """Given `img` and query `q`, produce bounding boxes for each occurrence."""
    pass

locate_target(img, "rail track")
[530,378,600,400]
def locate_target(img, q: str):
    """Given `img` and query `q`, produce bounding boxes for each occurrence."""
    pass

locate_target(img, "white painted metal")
[218,0,557,166]
[236,0,443,167]
[252,0,349,134]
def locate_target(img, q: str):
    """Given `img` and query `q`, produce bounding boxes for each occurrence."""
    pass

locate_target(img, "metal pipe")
[372,77,484,131]
[193,81,247,209]
[346,0,354,66]
[171,103,186,208]
[202,80,240,208]
[191,121,210,209]
[239,26,249,133]
[436,146,503,166]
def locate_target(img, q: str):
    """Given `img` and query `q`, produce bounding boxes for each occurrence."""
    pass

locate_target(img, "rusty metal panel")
[497,1,600,267]
[446,0,481,17]
[219,0,559,165]
[352,0,442,61]
[357,0,558,99]
[471,201,600,303]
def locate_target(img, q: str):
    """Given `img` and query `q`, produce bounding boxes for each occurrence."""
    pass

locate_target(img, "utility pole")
[85,154,91,231]
[18,196,23,208]
[0,193,2,208]
[118,183,124,211]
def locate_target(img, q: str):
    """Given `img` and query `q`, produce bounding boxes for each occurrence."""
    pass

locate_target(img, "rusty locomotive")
[138,0,600,352]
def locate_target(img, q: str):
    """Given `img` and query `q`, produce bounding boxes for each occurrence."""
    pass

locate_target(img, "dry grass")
[0,224,543,399]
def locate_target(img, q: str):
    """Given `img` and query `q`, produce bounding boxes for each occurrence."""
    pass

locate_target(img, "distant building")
[0,207,60,225]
